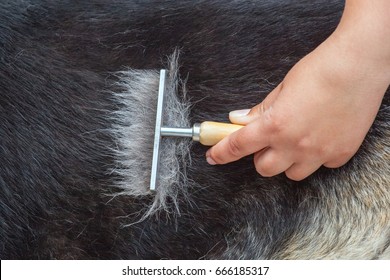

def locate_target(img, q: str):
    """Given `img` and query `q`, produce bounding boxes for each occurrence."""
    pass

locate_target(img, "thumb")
[229,83,283,125]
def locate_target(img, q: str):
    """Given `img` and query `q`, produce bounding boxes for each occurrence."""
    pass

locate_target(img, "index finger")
[206,120,270,165]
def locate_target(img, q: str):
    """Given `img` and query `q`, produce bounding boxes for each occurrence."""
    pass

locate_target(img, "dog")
[0,0,389,259]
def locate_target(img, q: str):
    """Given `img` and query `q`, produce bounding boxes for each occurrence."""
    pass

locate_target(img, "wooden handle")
[199,121,244,146]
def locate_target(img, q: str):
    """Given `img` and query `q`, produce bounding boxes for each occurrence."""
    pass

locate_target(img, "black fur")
[1,0,389,259]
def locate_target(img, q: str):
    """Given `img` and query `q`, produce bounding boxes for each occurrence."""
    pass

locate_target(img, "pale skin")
[206,0,390,181]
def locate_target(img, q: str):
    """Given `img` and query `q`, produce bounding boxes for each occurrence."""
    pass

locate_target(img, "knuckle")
[317,144,331,158]
[255,157,277,177]
[296,136,328,158]
[249,104,263,117]
[285,169,306,181]
[324,155,351,168]
[209,149,226,164]
[255,165,268,177]
[226,137,243,158]
[264,110,285,135]
[255,164,266,177]
[210,136,243,164]
[324,146,357,168]
[324,161,343,169]
[296,136,312,151]
[339,146,356,159]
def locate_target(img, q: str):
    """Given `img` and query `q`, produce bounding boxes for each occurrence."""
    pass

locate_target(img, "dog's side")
[0,0,389,259]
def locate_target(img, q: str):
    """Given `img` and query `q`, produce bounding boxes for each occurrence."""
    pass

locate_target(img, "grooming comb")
[150,69,243,191]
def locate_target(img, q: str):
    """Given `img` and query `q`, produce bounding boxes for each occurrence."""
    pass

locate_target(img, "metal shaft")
[160,123,201,141]
[161,127,193,137]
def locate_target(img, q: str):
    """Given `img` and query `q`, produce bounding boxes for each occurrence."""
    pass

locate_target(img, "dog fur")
[0,0,389,259]
[111,52,192,219]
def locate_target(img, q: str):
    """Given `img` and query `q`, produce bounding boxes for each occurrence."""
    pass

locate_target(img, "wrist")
[331,0,390,79]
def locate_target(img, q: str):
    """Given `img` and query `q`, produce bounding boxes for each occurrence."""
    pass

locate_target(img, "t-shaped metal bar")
[150,69,167,191]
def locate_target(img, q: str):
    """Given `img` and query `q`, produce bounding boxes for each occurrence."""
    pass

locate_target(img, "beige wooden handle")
[199,121,244,146]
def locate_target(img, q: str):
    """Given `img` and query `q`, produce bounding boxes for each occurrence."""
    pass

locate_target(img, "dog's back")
[0,0,389,259]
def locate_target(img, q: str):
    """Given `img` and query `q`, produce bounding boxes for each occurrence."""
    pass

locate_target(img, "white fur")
[110,52,192,219]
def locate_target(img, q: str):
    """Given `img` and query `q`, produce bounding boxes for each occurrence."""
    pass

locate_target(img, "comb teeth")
[150,69,167,191]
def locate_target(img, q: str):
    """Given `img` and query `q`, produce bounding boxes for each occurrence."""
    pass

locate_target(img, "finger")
[323,149,357,168]
[284,162,322,181]
[206,120,270,165]
[253,149,294,177]
[229,83,284,125]
[323,159,350,168]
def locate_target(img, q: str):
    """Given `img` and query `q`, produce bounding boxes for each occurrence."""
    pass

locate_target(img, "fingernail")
[229,109,251,118]
[206,149,217,165]
[206,156,217,165]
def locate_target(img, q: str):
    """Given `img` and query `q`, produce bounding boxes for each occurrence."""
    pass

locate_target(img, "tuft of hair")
[110,52,192,219]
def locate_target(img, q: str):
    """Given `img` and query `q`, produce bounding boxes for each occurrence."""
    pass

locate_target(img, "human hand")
[206,29,389,180]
